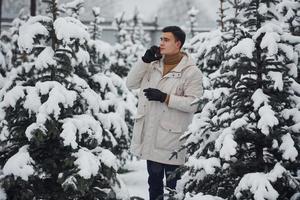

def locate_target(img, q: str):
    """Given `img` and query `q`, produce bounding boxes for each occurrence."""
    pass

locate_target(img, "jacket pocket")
[155,119,183,151]
[131,114,145,145]
[174,83,184,96]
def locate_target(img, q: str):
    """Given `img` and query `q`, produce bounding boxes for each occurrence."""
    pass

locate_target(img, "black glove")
[142,46,162,63]
[143,88,167,103]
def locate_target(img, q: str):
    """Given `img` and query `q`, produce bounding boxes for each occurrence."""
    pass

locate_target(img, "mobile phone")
[154,46,162,58]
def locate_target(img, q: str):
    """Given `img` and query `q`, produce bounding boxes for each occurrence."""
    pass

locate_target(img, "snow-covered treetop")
[17,15,90,54]
[54,17,90,45]
[61,0,85,19]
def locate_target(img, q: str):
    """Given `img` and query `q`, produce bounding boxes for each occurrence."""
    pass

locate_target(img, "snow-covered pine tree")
[129,8,149,46]
[60,0,84,19]
[88,17,137,166]
[183,29,225,114]
[0,32,13,80]
[177,0,300,199]
[206,0,244,89]
[7,9,29,70]
[110,13,136,78]
[90,70,138,167]
[226,0,243,36]
[89,7,105,41]
[187,7,199,38]
[63,2,136,167]
[0,0,129,199]
[127,8,147,69]
[185,30,224,76]
[183,0,239,111]
[0,9,29,89]
[87,6,110,74]
[276,0,300,36]
[276,0,300,84]
[184,0,242,75]
[218,0,227,32]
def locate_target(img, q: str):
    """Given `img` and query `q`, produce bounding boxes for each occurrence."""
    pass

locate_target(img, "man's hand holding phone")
[142,46,162,63]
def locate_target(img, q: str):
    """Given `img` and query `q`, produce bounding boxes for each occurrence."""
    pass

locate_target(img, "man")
[126,26,203,200]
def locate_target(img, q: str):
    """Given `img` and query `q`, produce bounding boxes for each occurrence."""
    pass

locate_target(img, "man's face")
[159,32,181,55]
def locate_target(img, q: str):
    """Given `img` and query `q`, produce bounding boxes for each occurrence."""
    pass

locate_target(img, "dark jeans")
[147,160,180,200]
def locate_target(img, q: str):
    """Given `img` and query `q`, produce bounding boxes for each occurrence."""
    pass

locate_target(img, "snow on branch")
[95,148,118,171]
[251,89,269,110]
[60,114,103,149]
[75,47,90,65]
[267,71,283,91]
[253,23,283,57]
[186,157,221,175]
[234,163,286,200]
[279,133,298,161]
[96,112,128,139]
[276,1,300,22]
[18,16,51,53]
[185,192,225,200]
[73,147,100,179]
[73,147,118,179]
[35,47,57,69]
[282,101,300,133]
[281,33,300,44]
[215,127,237,161]
[257,103,279,135]
[0,86,25,111]
[54,17,90,45]
[213,117,247,160]
[25,123,47,140]
[36,81,77,122]
[229,38,255,58]
[3,145,35,181]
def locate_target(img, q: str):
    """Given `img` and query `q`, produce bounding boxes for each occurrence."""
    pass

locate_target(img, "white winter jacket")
[126,52,203,165]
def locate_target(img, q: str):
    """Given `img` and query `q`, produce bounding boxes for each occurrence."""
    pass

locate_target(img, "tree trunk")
[30,0,36,16]
[0,0,2,34]
[219,0,225,32]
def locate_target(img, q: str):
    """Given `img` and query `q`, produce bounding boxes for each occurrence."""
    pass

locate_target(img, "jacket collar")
[153,52,196,75]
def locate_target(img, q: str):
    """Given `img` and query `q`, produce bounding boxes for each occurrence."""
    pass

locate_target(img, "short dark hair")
[162,26,186,48]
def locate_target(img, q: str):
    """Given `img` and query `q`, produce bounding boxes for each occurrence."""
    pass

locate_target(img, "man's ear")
[175,40,181,49]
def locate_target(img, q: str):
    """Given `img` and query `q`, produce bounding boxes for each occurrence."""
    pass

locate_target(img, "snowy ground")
[119,159,149,200]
